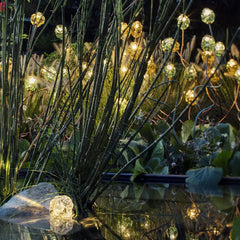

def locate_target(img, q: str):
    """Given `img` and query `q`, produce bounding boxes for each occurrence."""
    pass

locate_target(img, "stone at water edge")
[0,182,59,217]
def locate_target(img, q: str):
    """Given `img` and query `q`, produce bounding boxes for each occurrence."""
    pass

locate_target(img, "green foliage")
[168,122,239,173]
[186,166,223,186]
[117,122,168,181]
[212,150,233,175]
[181,120,194,143]
[230,151,240,176]
[232,215,240,240]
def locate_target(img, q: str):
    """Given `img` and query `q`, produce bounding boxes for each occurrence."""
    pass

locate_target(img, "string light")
[201,50,215,64]
[177,14,190,30]
[0,59,12,73]
[49,195,74,219]
[30,12,45,27]
[234,66,240,82]
[201,8,215,24]
[226,59,238,75]
[130,21,143,38]
[185,90,196,105]
[166,226,178,240]
[201,35,215,51]
[128,42,142,59]
[214,42,225,57]
[162,37,180,52]
[187,204,200,220]
[120,22,129,39]
[184,64,197,81]
[41,66,57,82]
[25,76,38,91]
[55,25,67,40]
[208,67,219,83]
[164,63,176,78]
[147,59,156,74]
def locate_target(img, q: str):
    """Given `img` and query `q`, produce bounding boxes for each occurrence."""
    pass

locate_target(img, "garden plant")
[0,1,240,234]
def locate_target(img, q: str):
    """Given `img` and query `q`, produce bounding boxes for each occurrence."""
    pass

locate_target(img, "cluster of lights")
[26,6,239,117]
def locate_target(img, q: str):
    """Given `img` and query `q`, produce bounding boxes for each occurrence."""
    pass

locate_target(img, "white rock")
[0,182,58,217]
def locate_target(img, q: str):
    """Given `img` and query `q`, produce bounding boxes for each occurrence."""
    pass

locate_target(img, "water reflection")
[0,182,239,239]
[94,183,240,239]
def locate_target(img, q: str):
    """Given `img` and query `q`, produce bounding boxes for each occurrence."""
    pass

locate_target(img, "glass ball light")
[234,67,240,82]
[130,21,143,38]
[50,217,74,235]
[184,65,197,81]
[164,63,176,78]
[55,25,67,40]
[49,195,74,219]
[201,50,215,64]
[187,204,200,220]
[166,226,178,240]
[201,35,215,51]
[0,59,12,73]
[41,66,57,82]
[25,76,38,91]
[128,42,142,59]
[120,22,129,39]
[30,12,45,27]
[226,59,238,75]
[201,8,215,24]
[214,41,225,57]
[162,37,180,52]
[208,67,219,83]
[185,90,196,105]
[147,59,156,74]
[177,14,190,30]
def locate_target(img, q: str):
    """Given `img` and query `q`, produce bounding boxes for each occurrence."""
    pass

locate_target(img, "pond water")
[0,182,239,240]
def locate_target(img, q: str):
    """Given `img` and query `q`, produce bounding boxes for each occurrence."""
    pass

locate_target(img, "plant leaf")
[140,123,157,144]
[232,215,240,240]
[211,196,233,211]
[181,120,194,143]
[212,150,233,175]
[151,140,164,159]
[186,166,223,186]
[131,159,147,181]
[230,151,240,176]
